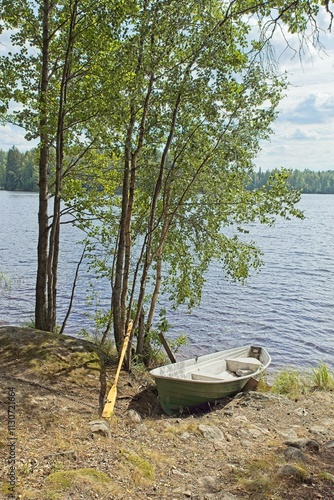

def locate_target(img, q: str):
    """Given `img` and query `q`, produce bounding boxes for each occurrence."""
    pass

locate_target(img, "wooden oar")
[102,321,133,419]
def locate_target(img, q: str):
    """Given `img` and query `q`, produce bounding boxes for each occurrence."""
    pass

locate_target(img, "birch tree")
[0,0,133,331]
[65,0,332,361]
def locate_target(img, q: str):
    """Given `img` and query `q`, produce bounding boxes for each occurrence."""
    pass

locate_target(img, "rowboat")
[150,345,271,415]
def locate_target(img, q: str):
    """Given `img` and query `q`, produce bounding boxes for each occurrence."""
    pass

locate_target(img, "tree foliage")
[5,146,21,190]
[0,0,332,361]
[0,147,38,191]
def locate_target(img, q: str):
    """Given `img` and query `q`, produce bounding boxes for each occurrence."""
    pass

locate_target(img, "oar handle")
[114,320,132,384]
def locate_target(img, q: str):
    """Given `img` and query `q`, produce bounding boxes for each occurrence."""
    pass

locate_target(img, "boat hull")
[153,375,251,415]
[150,345,271,415]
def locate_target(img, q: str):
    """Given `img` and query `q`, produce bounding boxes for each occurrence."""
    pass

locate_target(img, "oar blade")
[102,385,117,419]
[102,321,133,419]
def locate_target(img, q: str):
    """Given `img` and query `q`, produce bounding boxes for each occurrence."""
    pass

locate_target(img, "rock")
[234,415,248,423]
[88,419,111,438]
[219,493,239,500]
[126,409,142,424]
[247,427,264,438]
[213,440,225,450]
[284,438,320,452]
[303,439,320,452]
[278,429,298,440]
[283,446,307,462]
[199,424,225,442]
[294,408,308,416]
[249,424,270,437]
[309,425,329,437]
[197,475,221,493]
[324,440,334,449]
[224,408,233,417]
[276,464,310,482]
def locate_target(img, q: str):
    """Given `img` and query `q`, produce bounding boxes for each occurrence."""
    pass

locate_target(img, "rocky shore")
[0,327,333,499]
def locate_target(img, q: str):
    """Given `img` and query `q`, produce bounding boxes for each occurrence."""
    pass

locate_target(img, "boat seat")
[225,357,262,373]
[191,371,237,381]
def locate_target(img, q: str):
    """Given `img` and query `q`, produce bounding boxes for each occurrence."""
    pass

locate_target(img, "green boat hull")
[155,376,249,415]
[150,345,271,415]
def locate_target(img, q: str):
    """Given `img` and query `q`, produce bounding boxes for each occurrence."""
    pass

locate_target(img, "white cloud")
[0,124,35,151]
[279,92,334,124]
[284,127,319,140]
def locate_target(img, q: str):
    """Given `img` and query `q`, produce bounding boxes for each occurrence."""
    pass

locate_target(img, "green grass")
[120,449,155,480]
[270,362,334,398]
[310,362,334,390]
[45,468,117,499]
[271,367,307,399]
[318,471,334,483]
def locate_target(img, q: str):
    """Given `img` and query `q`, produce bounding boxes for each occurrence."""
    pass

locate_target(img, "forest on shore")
[1,146,334,194]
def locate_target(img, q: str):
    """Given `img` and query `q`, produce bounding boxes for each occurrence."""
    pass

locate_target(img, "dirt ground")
[0,327,333,500]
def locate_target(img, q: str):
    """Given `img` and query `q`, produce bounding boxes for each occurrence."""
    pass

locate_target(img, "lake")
[0,191,333,371]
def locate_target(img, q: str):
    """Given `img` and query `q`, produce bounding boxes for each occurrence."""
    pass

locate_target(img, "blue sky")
[258,11,334,172]
[1,12,333,172]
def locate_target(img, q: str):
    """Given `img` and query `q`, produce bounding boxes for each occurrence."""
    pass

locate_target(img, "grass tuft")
[318,471,334,483]
[270,362,334,399]
[310,362,334,390]
[235,457,280,499]
[45,468,117,499]
[271,367,306,399]
[120,449,155,480]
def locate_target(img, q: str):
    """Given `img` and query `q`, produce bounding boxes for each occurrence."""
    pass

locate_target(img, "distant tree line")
[247,168,334,194]
[0,146,38,191]
[1,147,334,195]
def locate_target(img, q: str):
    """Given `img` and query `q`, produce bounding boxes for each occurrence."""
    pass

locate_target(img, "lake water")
[0,191,333,371]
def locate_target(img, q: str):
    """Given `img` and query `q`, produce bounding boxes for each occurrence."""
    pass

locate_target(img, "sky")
[0,10,333,172]
[257,11,334,172]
